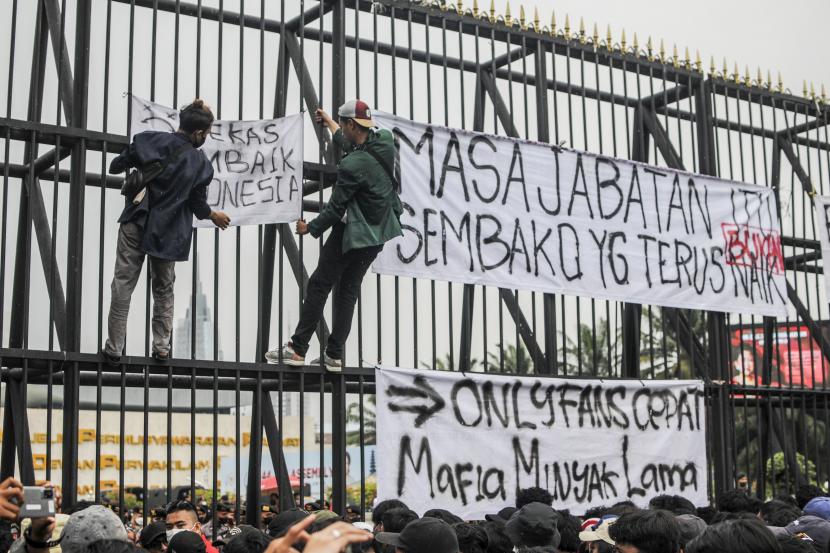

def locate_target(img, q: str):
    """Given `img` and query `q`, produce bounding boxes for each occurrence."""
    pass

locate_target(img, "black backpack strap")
[365,147,399,191]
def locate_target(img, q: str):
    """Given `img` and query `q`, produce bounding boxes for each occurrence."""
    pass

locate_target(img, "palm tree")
[485,343,532,374]
[346,394,375,445]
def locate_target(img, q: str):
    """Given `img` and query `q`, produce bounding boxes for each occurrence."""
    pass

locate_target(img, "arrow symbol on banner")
[386,376,446,428]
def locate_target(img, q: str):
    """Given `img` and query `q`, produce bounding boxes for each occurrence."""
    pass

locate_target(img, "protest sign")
[376,366,708,518]
[130,95,303,227]
[373,112,787,317]
[814,196,830,300]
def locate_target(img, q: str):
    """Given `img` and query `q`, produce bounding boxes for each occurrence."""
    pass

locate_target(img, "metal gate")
[0,0,829,523]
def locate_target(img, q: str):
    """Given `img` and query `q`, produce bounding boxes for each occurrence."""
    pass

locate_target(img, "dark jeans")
[291,223,382,359]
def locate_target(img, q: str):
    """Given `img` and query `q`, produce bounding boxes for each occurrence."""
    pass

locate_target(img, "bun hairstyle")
[179,98,215,133]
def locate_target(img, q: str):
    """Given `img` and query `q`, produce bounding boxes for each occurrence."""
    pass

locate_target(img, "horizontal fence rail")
[0,0,828,522]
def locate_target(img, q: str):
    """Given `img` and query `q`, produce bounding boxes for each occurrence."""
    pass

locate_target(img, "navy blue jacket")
[111,131,214,261]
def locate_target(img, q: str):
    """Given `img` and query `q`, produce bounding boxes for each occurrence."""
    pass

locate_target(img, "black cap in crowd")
[267,508,310,538]
[169,532,207,553]
[375,518,459,553]
[139,521,167,548]
[505,503,561,549]
[485,507,518,523]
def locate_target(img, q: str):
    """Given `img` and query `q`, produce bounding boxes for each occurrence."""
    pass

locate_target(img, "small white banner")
[814,196,830,299]
[373,112,787,317]
[130,96,303,228]
[376,366,708,518]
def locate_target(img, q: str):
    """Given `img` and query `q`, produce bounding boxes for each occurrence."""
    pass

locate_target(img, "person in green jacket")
[265,100,402,371]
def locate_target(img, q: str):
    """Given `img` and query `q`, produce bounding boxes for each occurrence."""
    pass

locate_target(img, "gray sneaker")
[265,343,305,366]
[309,354,342,372]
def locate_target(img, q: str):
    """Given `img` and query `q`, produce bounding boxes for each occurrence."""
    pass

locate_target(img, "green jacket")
[308,128,403,252]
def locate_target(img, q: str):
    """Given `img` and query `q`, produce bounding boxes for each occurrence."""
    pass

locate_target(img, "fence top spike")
[766,69,772,89]
[472,0,479,18]
[606,24,613,49]
[457,0,464,16]
[579,17,586,44]
[440,0,448,11]
[810,81,816,99]
[504,2,512,25]
[822,83,827,104]
[632,32,639,53]
[533,6,540,32]
[744,66,751,86]
[646,36,654,61]
[756,67,763,87]
[803,80,808,97]
[489,0,495,22]
[593,22,599,45]
[722,58,728,78]
[709,56,716,76]
[620,28,627,51]
[519,5,526,29]
[671,44,678,68]
[564,14,571,37]
[733,62,739,84]
[659,39,666,63]
[693,49,700,72]
[550,11,556,35]
[777,71,784,93]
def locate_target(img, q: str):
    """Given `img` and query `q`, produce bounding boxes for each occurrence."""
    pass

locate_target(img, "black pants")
[291,223,382,359]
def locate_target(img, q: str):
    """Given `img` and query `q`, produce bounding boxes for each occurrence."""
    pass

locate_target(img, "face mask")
[166,523,197,543]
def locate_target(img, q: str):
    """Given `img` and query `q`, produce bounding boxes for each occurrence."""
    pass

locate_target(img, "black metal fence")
[1,0,829,523]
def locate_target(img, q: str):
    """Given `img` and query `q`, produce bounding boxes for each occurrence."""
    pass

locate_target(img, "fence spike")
[744,65,750,86]
[733,62,739,84]
[457,0,464,15]
[606,24,612,49]
[777,71,784,93]
[722,58,728,79]
[550,11,556,36]
[646,36,654,61]
[766,70,772,90]
[533,6,540,32]
[592,22,599,46]
[822,83,827,104]
[672,44,679,68]
[659,39,666,63]
[803,80,808,98]
[579,17,586,44]
[505,2,512,25]
[685,46,691,71]
[810,81,816,100]
[489,0,495,22]
[519,5,526,30]
[709,56,716,77]
[473,0,479,18]
[564,14,570,38]
[632,32,639,54]
[621,29,627,52]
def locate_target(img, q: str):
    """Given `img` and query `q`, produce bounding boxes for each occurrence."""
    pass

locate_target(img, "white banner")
[130,96,303,227]
[373,113,788,317]
[815,196,830,300]
[376,366,708,518]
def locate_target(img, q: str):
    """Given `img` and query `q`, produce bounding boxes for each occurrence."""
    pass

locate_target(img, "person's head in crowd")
[453,523,488,553]
[708,511,757,525]
[168,530,206,553]
[604,503,640,518]
[786,516,830,552]
[608,510,680,553]
[648,496,697,517]
[554,511,581,553]
[375,517,459,553]
[504,503,561,553]
[578,515,618,553]
[760,501,803,528]
[423,510,463,526]
[775,495,800,509]
[260,505,277,528]
[693,508,717,526]
[165,501,204,542]
[269,494,279,507]
[715,489,763,514]
[804,497,830,521]
[372,500,409,533]
[152,509,167,523]
[674,515,706,552]
[178,99,215,148]
[796,486,827,510]
[583,507,608,520]
[515,488,554,509]
[60,505,130,553]
[381,509,419,534]
[310,512,342,535]
[222,526,271,553]
[78,539,141,553]
[266,508,309,538]
[344,504,362,524]
[0,520,15,553]
[485,508,517,525]
[64,501,99,516]
[686,518,781,553]
[139,521,168,553]
[775,534,815,553]
[481,520,512,553]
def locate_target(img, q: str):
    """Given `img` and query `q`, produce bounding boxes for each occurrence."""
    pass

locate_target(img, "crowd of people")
[1,477,830,553]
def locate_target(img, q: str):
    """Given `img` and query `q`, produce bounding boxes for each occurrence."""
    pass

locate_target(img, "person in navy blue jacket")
[103,99,230,365]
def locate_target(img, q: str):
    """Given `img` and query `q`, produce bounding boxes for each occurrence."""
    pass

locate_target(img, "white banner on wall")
[373,112,788,317]
[130,96,303,228]
[814,196,830,300]
[376,366,708,518]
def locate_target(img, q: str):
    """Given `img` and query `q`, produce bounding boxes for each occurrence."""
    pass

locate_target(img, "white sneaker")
[309,354,342,372]
[265,343,305,366]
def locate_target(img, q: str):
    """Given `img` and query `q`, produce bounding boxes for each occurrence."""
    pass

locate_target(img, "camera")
[19,487,56,519]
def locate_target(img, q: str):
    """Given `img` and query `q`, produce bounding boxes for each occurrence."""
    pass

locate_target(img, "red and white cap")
[337,99,376,128]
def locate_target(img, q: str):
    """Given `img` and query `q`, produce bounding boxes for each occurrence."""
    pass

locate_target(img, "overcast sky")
[488,0,830,95]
